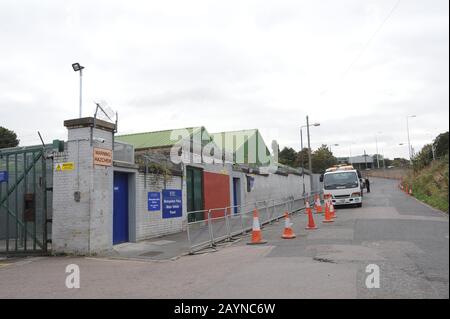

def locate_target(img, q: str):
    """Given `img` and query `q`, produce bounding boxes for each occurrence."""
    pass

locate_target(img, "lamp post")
[406,115,417,164]
[300,118,320,194]
[375,131,382,169]
[72,63,85,118]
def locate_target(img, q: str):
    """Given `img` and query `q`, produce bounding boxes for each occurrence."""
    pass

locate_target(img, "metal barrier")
[186,191,322,253]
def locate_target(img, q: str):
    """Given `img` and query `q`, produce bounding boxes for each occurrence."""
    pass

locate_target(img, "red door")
[203,171,231,218]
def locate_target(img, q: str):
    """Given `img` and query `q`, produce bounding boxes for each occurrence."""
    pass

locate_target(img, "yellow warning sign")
[55,162,75,171]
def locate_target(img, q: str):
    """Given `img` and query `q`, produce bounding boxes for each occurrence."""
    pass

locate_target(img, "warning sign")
[93,148,113,166]
[55,162,75,171]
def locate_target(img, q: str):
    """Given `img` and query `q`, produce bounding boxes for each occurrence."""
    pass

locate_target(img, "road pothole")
[313,257,337,263]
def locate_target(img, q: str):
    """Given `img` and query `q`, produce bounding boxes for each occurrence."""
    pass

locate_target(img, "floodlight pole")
[306,116,313,191]
[79,68,83,118]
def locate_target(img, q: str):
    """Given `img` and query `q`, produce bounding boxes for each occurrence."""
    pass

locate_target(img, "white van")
[320,165,363,208]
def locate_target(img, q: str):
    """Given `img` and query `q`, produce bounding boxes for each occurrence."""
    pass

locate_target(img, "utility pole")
[306,116,313,191]
[375,135,380,169]
[364,150,368,169]
[300,127,305,195]
[406,115,416,165]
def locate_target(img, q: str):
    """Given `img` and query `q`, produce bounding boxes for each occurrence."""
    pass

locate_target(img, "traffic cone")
[247,209,267,245]
[315,194,323,214]
[322,199,334,224]
[409,186,413,195]
[329,198,336,219]
[305,200,317,230]
[281,212,296,239]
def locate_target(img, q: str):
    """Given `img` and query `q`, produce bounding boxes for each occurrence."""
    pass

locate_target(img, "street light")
[299,118,320,194]
[72,63,85,118]
[375,131,383,169]
[406,115,417,164]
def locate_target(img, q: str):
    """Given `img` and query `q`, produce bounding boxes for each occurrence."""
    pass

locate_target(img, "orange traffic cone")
[329,198,336,219]
[322,199,334,224]
[305,200,317,230]
[281,212,296,239]
[247,209,267,245]
[315,194,323,214]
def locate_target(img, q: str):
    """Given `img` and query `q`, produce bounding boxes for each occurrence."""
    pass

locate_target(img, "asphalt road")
[0,177,448,298]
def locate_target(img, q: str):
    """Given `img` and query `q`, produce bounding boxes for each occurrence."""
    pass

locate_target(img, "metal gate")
[0,145,53,255]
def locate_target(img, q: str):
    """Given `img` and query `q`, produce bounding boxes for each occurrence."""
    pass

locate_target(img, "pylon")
[305,199,317,230]
[322,198,334,223]
[329,198,336,219]
[409,186,413,195]
[281,212,296,239]
[247,208,267,245]
[314,194,323,214]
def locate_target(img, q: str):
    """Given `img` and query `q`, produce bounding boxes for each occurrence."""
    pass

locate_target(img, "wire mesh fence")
[186,191,322,253]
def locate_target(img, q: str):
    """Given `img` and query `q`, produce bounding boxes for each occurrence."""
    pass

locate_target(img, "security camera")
[93,137,105,143]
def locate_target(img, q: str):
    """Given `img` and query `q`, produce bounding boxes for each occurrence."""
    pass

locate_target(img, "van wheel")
[356,203,362,208]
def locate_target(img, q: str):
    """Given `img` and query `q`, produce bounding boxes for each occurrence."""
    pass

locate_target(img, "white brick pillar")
[52,118,115,255]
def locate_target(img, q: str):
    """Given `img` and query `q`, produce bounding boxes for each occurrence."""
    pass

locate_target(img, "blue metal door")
[233,177,241,214]
[113,172,129,245]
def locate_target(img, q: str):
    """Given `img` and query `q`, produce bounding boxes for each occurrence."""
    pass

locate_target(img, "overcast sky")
[0,0,448,159]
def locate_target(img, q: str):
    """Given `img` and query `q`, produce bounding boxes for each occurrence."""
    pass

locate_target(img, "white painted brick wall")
[135,172,184,240]
[52,125,114,255]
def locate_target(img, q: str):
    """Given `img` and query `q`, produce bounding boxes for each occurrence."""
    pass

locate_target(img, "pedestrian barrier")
[186,192,322,253]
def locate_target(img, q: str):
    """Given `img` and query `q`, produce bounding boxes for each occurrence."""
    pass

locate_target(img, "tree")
[278,147,298,167]
[297,147,310,169]
[311,144,337,173]
[434,131,449,158]
[0,126,19,149]
[412,144,434,171]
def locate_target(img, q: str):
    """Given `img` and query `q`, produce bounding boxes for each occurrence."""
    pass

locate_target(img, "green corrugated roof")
[211,129,259,152]
[211,129,271,165]
[116,126,213,150]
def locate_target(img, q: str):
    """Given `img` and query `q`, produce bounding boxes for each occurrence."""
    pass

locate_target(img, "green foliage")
[278,147,298,167]
[311,144,338,173]
[277,145,337,173]
[297,147,309,169]
[392,157,410,168]
[434,131,449,158]
[0,126,19,149]
[404,155,449,213]
[412,144,434,172]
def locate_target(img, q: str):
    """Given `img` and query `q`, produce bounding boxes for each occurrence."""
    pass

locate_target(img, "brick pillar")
[52,118,115,255]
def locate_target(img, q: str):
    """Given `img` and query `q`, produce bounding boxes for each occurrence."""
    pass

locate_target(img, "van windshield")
[323,172,359,190]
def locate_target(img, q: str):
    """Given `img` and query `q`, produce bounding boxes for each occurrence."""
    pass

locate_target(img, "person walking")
[365,177,370,193]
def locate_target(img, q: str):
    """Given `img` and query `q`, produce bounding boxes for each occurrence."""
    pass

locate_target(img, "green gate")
[0,145,53,255]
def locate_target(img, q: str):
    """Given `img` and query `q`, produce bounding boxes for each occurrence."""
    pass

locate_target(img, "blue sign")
[0,171,8,183]
[162,189,182,219]
[148,192,161,211]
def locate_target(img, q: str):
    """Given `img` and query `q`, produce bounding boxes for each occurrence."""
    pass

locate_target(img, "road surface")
[0,178,448,298]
